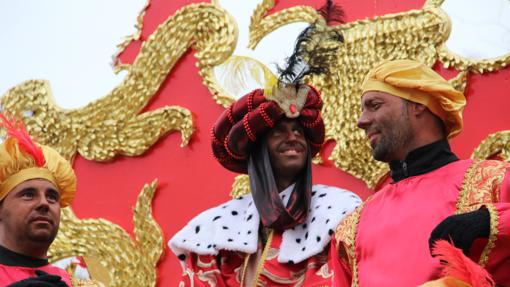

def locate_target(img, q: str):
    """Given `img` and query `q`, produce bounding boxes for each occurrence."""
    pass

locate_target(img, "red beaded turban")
[212,84,325,173]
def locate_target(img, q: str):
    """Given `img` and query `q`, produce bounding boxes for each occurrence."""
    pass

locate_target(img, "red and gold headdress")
[0,114,76,207]
[211,84,325,173]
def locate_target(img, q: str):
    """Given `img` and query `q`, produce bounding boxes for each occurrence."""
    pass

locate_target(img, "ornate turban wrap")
[0,115,76,207]
[211,85,325,230]
[361,59,466,138]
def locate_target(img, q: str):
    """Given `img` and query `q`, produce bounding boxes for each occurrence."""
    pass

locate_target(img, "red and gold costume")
[0,115,77,286]
[334,156,510,286]
[170,85,361,286]
[333,60,510,286]
[0,245,73,286]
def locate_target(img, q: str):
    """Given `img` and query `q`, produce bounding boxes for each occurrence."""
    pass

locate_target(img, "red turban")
[212,84,325,173]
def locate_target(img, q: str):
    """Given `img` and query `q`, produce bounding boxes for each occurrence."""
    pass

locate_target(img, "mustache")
[277,140,306,152]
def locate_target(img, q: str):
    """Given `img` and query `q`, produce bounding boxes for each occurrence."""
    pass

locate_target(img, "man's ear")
[410,102,427,116]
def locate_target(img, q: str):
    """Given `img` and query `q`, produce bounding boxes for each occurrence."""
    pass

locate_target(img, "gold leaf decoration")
[448,71,469,94]
[1,3,238,162]
[438,45,510,74]
[424,0,510,73]
[472,131,510,162]
[49,180,163,287]
[245,4,456,187]
[230,174,250,198]
[112,0,151,73]
[307,7,451,188]
[248,0,322,50]
[243,2,510,188]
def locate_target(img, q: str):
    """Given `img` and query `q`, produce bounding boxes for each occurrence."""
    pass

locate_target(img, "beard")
[25,222,59,245]
[371,105,414,162]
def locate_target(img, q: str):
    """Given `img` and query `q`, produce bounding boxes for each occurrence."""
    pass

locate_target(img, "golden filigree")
[438,45,510,74]
[112,0,151,73]
[259,268,306,287]
[197,270,222,286]
[335,201,366,287]
[248,0,322,50]
[311,7,451,187]
[252,229,274,286]
[1,3,237,162]
[231,174,251,198]
[49,180,164,287]
[315,263,333,279]
[448,71,468,94]
[244,3,455,187]
[422,0,510,73]
[457,160,509,266]
[472,131,510,162]
[481,203,499,267]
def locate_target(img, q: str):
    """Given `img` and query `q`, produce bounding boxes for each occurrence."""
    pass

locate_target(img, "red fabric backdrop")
[69,0,510,285]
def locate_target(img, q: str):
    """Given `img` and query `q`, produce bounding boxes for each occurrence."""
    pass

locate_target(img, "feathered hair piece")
[277,0,345,86]
[432,240,494,287]
[0,114,46,167]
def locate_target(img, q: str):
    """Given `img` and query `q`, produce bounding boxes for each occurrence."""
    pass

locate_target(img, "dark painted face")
[265,119,308,180]
[0,179,61,246]
[357,91,414,162]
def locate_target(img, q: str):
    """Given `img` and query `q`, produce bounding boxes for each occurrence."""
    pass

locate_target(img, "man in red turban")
[169,82,361,286]
[0,115,75,287]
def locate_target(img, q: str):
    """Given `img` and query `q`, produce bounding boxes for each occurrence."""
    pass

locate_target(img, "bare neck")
[275,177,294,193]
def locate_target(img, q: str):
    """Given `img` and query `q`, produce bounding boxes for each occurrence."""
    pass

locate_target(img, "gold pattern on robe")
[458,160,509,267]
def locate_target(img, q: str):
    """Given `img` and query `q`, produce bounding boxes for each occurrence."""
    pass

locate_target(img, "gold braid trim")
[457,160,509,266]
[240,253,251,286]
[472,131,510,162]
[456,160,483,214]
[252,229,274,287]
[335,202,366,287]
[480,203,499,267]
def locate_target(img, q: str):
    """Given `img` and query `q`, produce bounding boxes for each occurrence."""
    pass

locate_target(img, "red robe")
[333,159,510,286]
[170,184,361,286]
[0,263,73,286]
[179,230,337,286]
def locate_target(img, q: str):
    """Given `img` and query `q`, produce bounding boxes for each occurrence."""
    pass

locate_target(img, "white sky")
[0,0,508,109]
[442,0,510,60]
[0,0,144,109]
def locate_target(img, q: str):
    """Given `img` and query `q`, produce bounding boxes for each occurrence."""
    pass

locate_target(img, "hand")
[429,208,490,256]
[6,270,69,287]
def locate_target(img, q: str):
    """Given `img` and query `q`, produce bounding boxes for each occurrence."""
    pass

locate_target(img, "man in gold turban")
[333,59,510,287]
[0,115,76,287]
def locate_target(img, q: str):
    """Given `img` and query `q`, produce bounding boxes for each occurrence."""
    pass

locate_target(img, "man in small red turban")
[169,82,361,286]
[0,115,75,287]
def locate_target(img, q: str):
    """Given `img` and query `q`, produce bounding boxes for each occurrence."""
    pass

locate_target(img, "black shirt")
[0,244,48,268]
[389,139,459,183]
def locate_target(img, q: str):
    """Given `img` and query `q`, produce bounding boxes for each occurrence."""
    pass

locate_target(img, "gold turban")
[361,59,466,138]
[0,116,76,207]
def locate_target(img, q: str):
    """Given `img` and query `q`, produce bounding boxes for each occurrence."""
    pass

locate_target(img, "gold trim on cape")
[457,160,509,266]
